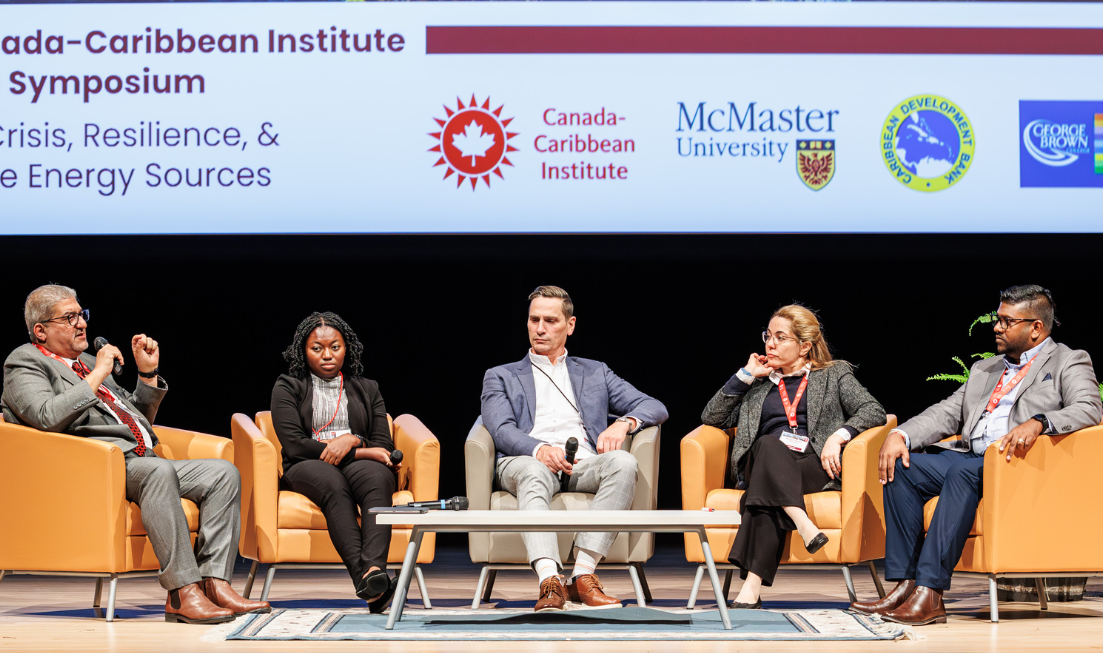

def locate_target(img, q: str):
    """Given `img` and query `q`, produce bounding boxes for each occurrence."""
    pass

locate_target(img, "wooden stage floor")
[2,545,1100,652]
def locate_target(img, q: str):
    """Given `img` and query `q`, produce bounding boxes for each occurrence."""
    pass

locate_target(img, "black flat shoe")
[805,532,829,555]
[367,575,399,614]
[728,598,762,610]
[356,569,391,602]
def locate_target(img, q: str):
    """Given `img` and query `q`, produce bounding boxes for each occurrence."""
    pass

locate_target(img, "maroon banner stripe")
[426,26,1103,55]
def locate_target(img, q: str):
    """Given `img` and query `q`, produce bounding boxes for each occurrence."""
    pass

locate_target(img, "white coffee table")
[375,509,741,630]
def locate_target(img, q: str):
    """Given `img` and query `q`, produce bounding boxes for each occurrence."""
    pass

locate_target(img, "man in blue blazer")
[481,286,668,612]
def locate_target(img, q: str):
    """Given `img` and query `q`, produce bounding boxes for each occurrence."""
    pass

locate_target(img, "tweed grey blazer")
[701,362,886,489]
[1,343,166,454]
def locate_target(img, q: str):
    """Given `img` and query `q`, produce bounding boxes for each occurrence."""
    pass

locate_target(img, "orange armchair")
[0,419,233,621]
[232,411,440,605]
[924,425,1103,622]
[680,417,896,606]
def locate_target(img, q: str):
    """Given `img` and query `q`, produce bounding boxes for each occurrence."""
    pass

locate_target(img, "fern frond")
[927,374,969,383]
[951,356,969,375]
[968,313,994,337]
[972,352,996,360]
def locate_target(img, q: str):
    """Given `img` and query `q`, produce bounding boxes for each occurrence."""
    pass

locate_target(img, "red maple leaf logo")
[429,95,518,190]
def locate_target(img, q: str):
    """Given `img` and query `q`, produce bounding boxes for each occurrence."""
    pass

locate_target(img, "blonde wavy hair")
[772,304,837,370]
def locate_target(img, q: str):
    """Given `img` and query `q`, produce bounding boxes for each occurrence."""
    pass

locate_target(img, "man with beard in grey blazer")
[1,284,270,624]
[851,285,1102,626]
[481,286,668,613]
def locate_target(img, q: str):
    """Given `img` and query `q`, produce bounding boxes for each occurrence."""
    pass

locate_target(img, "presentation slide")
[0,2,1100,234]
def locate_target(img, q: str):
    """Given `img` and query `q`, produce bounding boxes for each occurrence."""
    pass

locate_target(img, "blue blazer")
[481,354,669,459]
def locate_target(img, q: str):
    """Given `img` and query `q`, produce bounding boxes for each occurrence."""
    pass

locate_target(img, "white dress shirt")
[528,349,595,461]
[65,355,154,451]
[893,337,1052,451]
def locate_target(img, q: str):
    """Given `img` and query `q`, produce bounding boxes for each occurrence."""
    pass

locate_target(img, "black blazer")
[271,374,393,474]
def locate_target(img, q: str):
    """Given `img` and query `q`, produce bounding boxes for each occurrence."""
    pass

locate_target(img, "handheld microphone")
[560,437,578,493]
[404,496,469,511]
[93,337,123,376]
[390,450,403,466]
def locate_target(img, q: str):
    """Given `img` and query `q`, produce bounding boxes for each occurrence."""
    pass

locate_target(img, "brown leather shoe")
[565,574,621,609]
[534,576,567,612]
[165,583,236,624]
[850,579,916,616]
[201,577,272,616]
[882,585,947,626]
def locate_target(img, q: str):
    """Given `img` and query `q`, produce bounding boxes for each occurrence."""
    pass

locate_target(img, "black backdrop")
[3,233,1100,524]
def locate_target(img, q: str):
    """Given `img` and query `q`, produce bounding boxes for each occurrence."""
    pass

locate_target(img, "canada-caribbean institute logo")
[1019,100,1103,188]
[881,95,974,192]
[796,140,835,190]
[429,95,518,190]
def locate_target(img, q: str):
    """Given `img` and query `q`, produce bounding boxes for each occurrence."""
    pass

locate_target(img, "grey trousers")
[495,450,638,569]
[125,455,241,591]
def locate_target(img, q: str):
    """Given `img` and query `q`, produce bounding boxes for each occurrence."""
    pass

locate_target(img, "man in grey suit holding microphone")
[852,285,1101,625]
[1,284,269,624]
[481,286,668,612]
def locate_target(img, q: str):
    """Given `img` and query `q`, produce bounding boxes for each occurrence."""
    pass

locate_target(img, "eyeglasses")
[990,312,1038,331]
[762,331,796,346]
[41,309,90,327]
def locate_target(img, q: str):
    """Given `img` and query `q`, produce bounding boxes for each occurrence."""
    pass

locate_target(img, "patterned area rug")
[206,606,913,641]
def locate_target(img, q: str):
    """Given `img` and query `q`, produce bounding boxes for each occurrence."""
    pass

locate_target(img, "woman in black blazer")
[271,312,399,611]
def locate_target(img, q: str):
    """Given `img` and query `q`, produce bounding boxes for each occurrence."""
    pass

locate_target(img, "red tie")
[70,361,147,457]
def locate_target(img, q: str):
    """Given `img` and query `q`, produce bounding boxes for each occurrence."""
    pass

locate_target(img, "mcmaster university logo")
[429,95,518,190]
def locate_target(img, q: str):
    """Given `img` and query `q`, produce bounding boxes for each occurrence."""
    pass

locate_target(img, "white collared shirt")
[528,349,594,460]
[64,356,154,451]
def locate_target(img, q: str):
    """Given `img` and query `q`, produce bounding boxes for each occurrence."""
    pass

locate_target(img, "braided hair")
[283,312,365,379]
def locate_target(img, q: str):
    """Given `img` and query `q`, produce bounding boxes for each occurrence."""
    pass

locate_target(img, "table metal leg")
[634,564,653,604]
[386,528,423,630]
[472,566,490,610]
[698,528,732,630]
[627,564,647,606]
[482,569,497,604]
[414,566,432,610]
[687,564,704,608]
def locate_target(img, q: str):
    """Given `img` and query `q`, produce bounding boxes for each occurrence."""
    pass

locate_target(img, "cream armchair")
[680,417,897,606]
[233,411,440,605]
[465,417,661,607]
[0,419,233,621]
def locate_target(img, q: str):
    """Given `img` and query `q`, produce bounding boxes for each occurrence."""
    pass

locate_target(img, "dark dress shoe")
[367,575,399,614]
[882,586,947,626]
[201,577,271,616]
[356,569,391,602]
[165,583,236,624]
[728,598,762,609]
[850,579,916,616]
[805,532,830,555]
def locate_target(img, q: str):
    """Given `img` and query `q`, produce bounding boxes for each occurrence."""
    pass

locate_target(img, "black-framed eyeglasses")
[762,330,795,345]
[41,309,90,327]
[990,312,1038,330]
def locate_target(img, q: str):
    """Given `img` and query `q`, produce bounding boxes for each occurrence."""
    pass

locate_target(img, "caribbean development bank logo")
[881,95,974,192]
[429,95,518,190]
[1019,100,1103,188]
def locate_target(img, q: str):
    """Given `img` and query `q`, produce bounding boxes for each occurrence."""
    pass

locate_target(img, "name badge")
[316,428,352,442]
[779,431,810,453]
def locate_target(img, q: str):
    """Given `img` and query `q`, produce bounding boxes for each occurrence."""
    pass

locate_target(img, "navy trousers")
[883,448,984,590]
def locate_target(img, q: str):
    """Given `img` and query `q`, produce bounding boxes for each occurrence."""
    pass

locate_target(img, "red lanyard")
[35,344,118,402]
[313,373,344,437]
[776,373,810,431]
[985,357,1035,413]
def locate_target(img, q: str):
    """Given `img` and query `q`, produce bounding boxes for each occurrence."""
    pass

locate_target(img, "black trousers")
[728,435,831,586]
[283,458,397,585]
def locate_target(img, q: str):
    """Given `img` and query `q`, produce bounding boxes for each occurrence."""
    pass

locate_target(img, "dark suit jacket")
[270,374,393,474]
[480,354,669,459]
[2,342,166,454]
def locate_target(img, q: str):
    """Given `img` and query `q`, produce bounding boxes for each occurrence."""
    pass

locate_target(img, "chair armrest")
[0,421,127,572]
[628,426,660,511]
[982,425,1103,573]
[680,425,731,510]
[838,414,896,562]
[153,426,234,463]
[464,418,495,511]
[231,413,280,562]
[392,414,440,502]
